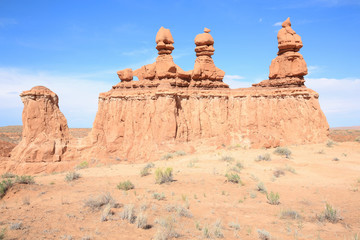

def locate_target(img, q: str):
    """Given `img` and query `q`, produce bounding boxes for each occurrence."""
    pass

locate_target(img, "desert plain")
[0,126,359,240]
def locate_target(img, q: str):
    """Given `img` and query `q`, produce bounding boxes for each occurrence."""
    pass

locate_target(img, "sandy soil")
[0,141,359,240]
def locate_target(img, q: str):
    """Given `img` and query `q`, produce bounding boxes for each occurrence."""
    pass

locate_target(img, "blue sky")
[1,0,359,127]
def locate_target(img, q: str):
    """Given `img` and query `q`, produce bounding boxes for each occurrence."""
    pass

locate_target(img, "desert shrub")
[136,211,149,229]
[100,203,113,222]
[326,140,335,148]
[145,162,155,168]
[355,137,360,143]
[65,172,81,182]
[0,228,5,240]
[174,151,186,156]
[84,193,114,211]
[76,161,89,169]
[280,209,301,219]
[228,221,240,230]
[235,161,244,169]
[120,204,136,223]
[225,173,243,185]
[140,167,150,177]
[285,165,296,174]
[154,216,179,240]
[257,182,267,193]
[318,203,341,223]
[203,225,211,238]
[266,191,280,205]
[213,219,224,238]
[10,222,22,230]
[165,204,193,218]
[257,229,271,240]
[155,167,173,184]
[117,180,134,191]
[274,147,292,158]
[152,192,166,201]
[15,175,35,184]
[255,153,271,162]
[1,172,16,179]
[250,192,257,198]
[332,157,340,161]
[161,153,174,160]
[220,155,234,162]
[0,179,13,198]
[273,169,285,178]
[317,149,325,154]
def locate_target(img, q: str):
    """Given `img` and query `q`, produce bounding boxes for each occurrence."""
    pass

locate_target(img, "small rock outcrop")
[10,86,70,162]
[254,17,308,87]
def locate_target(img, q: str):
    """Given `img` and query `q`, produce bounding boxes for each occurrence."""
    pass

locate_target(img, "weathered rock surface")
[88,86,328,161]
[10,86,70,162]
[254,17,308,87]
[4,23,329,173]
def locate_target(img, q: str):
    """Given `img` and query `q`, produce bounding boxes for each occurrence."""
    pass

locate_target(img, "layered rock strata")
[89,86,328,160]
[254,18,308,87]
[10,86,70,162]
[5,24,329,172]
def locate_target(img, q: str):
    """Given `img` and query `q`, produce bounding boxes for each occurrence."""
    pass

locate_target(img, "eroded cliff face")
[10,86,70,162]
[88,87,328,161]
[4,22,330,173]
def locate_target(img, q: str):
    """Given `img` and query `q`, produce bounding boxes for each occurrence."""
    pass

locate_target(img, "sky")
[0,0,359,128]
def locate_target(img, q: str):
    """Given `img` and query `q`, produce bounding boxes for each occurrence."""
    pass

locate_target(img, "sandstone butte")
[3,18,329,174]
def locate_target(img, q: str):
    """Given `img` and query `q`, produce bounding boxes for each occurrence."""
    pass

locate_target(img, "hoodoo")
[254,17,308,87]
[10,86,70,162]
[5,22,329,172]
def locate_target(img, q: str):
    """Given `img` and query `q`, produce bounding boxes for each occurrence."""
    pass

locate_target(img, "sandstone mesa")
[3,18,329,173]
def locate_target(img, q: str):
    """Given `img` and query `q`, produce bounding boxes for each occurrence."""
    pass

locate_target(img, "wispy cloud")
[273,22,282,27]
[258,18,263,23]
[306,77,360,126]
[223,75,254,89]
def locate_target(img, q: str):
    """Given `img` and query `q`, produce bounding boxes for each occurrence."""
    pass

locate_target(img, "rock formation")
[254,17,308,87]
[4,23,329,173]
[10,86,70,162]
[113,26,192,89]
[191,28,228,88]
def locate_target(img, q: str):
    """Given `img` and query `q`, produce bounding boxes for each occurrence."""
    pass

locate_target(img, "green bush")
[220,155,235,162]
[225,173,243,185]
[117,180,135,191]
[76,161,89,169]
[318,203,341,223]
[140,167,150,177]
[0,179,13,199]
[155,167,173,184]
[1,172,16,179]
[161,153,174,160]
[255,153,271,162]
[355,136,360,143]
[65,172,81,182]
[266,191,280,205]
[257,182,267,193]
[15,175,35,184]
[274,147,292,158]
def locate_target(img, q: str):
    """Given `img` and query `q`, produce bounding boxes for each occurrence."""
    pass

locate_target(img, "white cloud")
[273,22,282,27]
[0,67,112,127]
[258,18,263,23]
[306,77,360,126]
[223,75,254,89]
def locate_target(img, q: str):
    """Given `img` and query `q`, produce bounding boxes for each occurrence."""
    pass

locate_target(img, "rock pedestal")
[254,18,308,87]
[10,86,70,162]
[191,28,228,88]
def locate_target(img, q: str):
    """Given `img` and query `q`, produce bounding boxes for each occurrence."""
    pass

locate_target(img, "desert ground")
[0,127,359,240]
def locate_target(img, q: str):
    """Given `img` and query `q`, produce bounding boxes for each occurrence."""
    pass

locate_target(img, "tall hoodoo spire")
[254,17,308,88]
